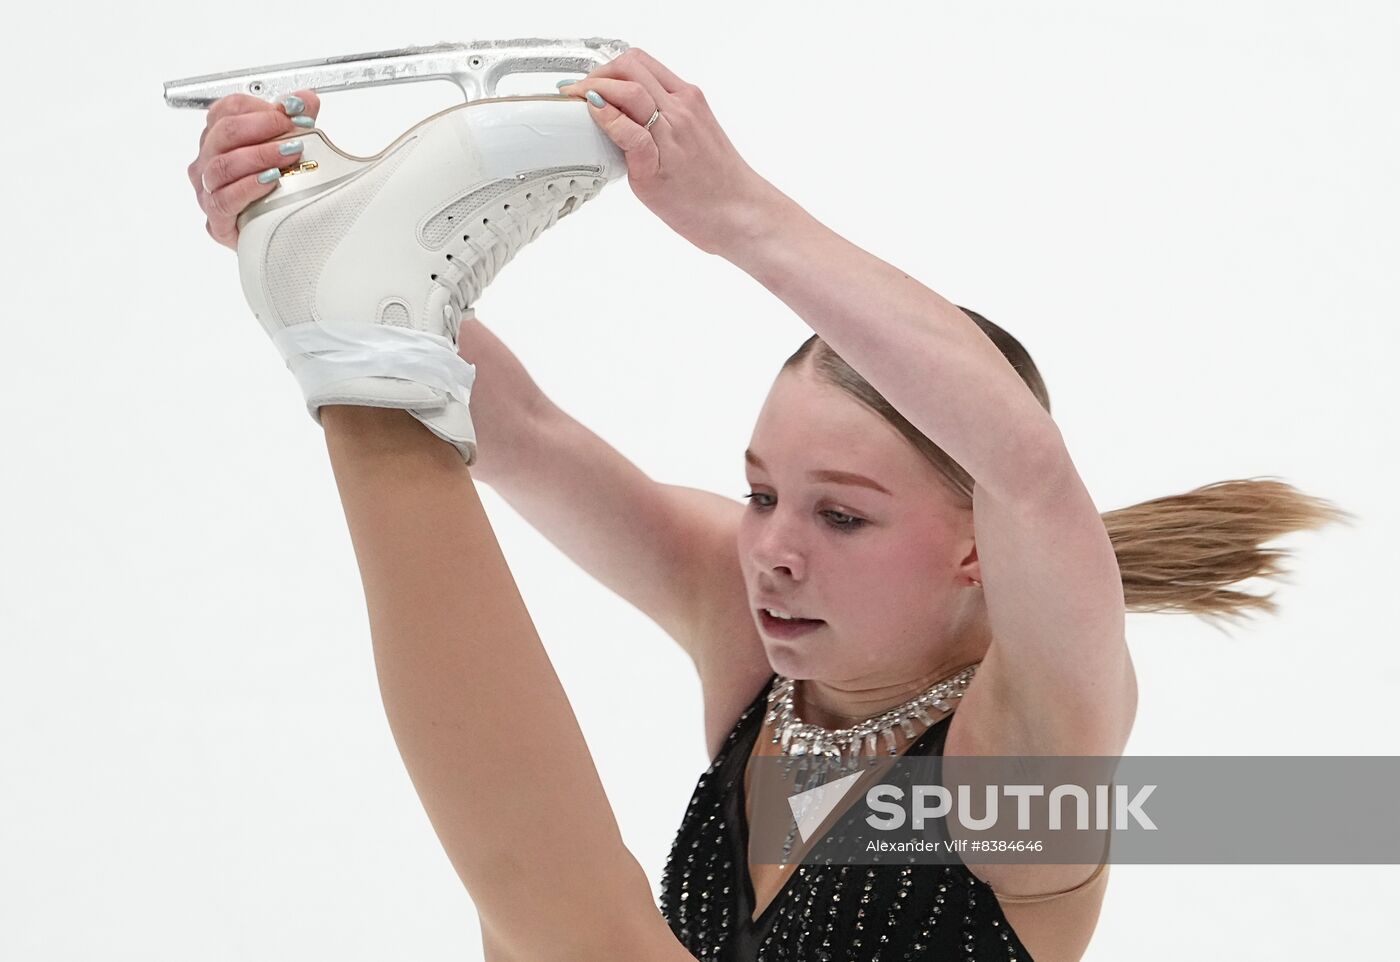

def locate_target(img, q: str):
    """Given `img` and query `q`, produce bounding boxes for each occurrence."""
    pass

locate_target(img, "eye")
[743,492,866,532]
[822,509,866,531]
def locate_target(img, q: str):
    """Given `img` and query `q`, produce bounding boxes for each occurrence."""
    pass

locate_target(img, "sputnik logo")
[787,772,865,842]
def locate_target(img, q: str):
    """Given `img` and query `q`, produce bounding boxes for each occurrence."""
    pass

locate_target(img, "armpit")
[990,858,1108,903]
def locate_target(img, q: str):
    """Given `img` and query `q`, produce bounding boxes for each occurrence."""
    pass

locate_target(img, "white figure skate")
[165,41,629,463]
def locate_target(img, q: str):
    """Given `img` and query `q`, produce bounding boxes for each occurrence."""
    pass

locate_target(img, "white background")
[3,2,1397,959]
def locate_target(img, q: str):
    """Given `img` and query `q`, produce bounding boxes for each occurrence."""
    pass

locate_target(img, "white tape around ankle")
[271,321,477,408]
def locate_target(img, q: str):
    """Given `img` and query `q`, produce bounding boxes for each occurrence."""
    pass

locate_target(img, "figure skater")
[185,47,1350,962]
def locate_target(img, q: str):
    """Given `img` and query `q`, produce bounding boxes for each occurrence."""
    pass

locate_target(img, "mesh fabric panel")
[379,301,412,327]
[261,139,419,328]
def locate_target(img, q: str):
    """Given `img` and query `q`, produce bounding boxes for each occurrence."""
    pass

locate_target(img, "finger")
[561,77,662,133]
[579,49,673,110]
[199,136,306,194]
[199,109,307,165]
[206,217,237,253]
[193,90,321,195]
[204,93,275,130]
[575,90,661,179]
[279,89,321,118]
[199,90,321,151]
[192,109,297,194]
[203,89,322,126]
[622,48,689,95]
[203,170,283,246]
[190,89,324,247]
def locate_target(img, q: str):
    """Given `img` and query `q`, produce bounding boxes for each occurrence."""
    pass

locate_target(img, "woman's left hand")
[560,48,782,256]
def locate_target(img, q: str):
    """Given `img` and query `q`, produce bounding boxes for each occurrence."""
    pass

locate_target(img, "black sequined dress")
[658,673,1034,961]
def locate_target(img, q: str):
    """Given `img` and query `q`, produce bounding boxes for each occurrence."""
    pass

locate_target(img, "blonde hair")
[783,308,1354,629]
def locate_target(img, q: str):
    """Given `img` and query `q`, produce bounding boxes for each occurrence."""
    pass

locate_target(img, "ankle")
[321,404,417,432]
[321,405,456,462]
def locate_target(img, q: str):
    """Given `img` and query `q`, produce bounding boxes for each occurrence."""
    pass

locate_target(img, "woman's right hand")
[187,91,321,250]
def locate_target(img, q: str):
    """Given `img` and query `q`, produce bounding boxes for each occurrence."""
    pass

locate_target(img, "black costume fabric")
[658,674,1035,961]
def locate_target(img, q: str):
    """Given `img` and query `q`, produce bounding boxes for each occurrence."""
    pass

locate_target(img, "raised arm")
[459,317,765,683]
[185,89,748,681]
[320,404,693,962]
[719,200,1135,748]
[563,49,1135,759]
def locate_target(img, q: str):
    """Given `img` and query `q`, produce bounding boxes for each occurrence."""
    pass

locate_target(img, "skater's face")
[737,365,979,682]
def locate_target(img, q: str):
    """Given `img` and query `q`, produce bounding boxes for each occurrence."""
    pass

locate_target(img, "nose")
[749,511,805,581]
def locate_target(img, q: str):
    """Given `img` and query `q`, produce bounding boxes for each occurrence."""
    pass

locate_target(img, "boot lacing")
[429,171,606,318]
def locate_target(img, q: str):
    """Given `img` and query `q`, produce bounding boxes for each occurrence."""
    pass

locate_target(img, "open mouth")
[758,608,826,637]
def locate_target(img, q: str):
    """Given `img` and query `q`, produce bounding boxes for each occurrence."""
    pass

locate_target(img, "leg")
[320,406,685,961]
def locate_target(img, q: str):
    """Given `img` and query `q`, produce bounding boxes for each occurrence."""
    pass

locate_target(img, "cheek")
[734,514,756,568]
[831,532,954,616]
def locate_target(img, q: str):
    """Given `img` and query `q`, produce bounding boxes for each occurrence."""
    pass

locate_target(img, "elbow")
[1116,642,1140,749]
[1083,643,1138,756]
[1021,427,1078,501]
[983,425,1080,509]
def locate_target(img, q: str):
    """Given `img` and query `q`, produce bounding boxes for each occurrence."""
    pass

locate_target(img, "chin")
[762,642,821,680]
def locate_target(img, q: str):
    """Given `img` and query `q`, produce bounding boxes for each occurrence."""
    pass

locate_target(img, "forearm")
[722,190,1063,498]
[319,406,660,957]
[455,355,551,488]
[472,395,739,648]
[484,404,667,571]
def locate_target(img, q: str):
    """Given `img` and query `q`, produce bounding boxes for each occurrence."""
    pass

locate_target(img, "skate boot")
[164,40,629,463]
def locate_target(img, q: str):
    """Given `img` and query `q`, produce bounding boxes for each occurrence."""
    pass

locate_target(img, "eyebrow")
[745,450,892,496]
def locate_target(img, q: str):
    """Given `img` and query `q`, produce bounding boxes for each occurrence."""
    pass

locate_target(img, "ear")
[956,540,982,588]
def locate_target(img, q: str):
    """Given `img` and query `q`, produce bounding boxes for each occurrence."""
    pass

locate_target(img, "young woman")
[187,48,1348,962]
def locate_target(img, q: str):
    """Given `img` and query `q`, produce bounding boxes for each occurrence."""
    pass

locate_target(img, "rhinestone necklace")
[766,663,979,764]
[762,663,979,863]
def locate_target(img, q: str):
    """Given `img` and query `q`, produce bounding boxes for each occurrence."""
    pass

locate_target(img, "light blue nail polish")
[555,79,574,89]
[281,95,305,116]
[278,139,303,156]
[585,90,606,108]
[257,168,282,185]
[291,115,315,128]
